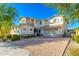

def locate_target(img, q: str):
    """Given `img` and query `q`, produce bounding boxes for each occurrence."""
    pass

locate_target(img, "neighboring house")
[10,14,68,37]
[10,27,20,35]
[73,28,79,36]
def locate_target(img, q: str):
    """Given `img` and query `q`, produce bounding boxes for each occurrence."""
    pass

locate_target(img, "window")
[39,30,41,33]
[53,19,56,23]
[36,21,37,24]
[30,28,32,31]
[17,31,19,33]
[40,21,42,24]
[23,28,26,31]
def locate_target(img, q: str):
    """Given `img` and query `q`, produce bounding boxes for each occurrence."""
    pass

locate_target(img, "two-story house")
[10,15,67,37]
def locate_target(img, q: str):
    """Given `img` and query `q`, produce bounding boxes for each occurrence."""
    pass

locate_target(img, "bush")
[69,47,79,56]
[7,35,12,39]
[11,35,20,41]
[7,35,20,41]
[0,36,3,38]
[21,35,35,39]
[75,36,79,43]
[71,34,75,41]
[71,34,79,43]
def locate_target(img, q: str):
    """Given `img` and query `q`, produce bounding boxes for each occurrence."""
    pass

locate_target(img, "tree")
[45,3,79,22]
[0,4,17,38]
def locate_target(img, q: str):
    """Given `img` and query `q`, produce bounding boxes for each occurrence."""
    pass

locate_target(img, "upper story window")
[53,19,56,23]
[23,28,26,31]
[20,18,26,24]
[40,21,42,24]
[36,21,37,24]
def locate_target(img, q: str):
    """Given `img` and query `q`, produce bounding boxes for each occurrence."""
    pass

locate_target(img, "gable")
[49,16,63,24]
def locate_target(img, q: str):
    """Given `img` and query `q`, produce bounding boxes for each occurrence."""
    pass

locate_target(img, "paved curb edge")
[62,39,71,56]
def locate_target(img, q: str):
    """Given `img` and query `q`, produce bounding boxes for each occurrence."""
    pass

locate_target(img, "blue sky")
[9,3,79,29]
[10,3,57,24]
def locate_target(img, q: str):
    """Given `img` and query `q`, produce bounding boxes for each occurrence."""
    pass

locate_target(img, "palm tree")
[45,3,79,22]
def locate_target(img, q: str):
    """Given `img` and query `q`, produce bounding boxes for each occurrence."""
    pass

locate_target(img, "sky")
[9,3,79,29]
[10,3,57,24]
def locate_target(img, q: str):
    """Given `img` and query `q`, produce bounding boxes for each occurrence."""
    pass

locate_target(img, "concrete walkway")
[0,40,31,56]
[23,37,70,56]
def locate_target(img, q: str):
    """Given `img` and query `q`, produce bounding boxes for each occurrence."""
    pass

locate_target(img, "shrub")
[69,47,79,56]
[7,35,12,39]
[71,34,79,43]
[0,35,3,38]
[11,35,20,41]
[21,35,35,39]
[31,35,35,37]
[75,36,79,43]
[71,34,75,41]
[0,35,20,42]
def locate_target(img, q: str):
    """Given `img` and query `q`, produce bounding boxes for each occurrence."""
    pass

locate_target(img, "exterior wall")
[39,16,64,27]
[41,27,65,37]
[43,20,49,26]
[34,20,48,28]
[42,30,58,37]
[20,17,35,26]
[10,25,34,35]
[20,17,27,24]
[34,20,42,28]
[10,28,20,35]
[20,25,34,35]
[29,18,35,25]
[49,16,64,26]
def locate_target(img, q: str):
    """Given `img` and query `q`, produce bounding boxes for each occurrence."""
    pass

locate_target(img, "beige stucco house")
[10,14,68,37]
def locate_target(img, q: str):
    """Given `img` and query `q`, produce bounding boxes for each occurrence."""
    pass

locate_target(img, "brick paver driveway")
[23,37,70,56]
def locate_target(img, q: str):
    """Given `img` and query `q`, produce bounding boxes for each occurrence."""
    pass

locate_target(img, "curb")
[62,39,71,56]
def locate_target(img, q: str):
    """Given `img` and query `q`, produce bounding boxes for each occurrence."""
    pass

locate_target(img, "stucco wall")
[41,27,64,37]
[20,25,34,35]
[49,16,64,26]
[10,28,20,35]
[42,30,57,37]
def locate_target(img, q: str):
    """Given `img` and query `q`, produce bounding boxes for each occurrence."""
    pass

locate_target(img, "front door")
[34,28,41,36]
